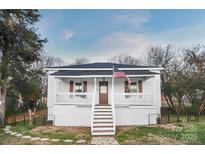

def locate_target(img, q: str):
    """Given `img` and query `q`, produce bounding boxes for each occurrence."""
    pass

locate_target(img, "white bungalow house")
[46,62,162,135]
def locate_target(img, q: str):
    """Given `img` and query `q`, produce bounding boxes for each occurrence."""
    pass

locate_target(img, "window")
[125,82,137,99]
[74,81,87,98]
[125,82,137,93]
[75,82,82,93]
[130,82,137,93]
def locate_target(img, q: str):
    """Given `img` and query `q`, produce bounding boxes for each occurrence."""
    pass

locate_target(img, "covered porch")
[54,75,157,106]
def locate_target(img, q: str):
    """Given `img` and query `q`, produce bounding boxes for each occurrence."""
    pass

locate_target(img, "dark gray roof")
[50,70,159,76]
[47,62,158,69]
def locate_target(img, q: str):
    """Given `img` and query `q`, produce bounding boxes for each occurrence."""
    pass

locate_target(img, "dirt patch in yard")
[121,140,147,145]
[148,133,184,145]
[31,126,90,135]
[31,126,91,143]
[155,123,182,129]
[116,126,136,133]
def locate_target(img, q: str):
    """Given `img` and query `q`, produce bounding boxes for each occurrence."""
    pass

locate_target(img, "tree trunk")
[0,41,9,125]
[182,101,186,113]
[164,94,176,112]
[28,109,32,125]
[0,87,6,125]
[177,99,182,114]
[164,95,172,109]
[28,106,37,125]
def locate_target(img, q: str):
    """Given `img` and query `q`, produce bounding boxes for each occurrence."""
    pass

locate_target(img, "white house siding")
[154,74,161,115]
[115,106,158,125]
[143,77,154,94]
[53,105,91,126]
[47,75,55,121]
[53,105,158,126]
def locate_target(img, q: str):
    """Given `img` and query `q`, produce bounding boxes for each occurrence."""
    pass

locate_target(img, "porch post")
[111,67,114,104]
[54,77,57,103]
[153,76,156,106]
[93,78,97,104]
[91,77,97,133]
[111,66,116,132]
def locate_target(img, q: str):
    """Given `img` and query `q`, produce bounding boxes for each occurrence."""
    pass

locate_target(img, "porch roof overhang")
[45,62,164,71]
[50,70,159,78]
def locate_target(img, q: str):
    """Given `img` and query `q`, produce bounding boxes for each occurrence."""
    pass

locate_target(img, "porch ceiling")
[50,70,159,77]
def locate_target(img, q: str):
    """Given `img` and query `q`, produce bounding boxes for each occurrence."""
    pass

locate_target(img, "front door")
[99,81,108,105]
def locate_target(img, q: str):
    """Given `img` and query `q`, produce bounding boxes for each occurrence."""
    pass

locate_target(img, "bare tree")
[43,56,66,67]
[74,57,89,65]
[144,45,178,111]
[182,44,205,113]
[144,45,175,67]
[109,54,141,65]
[183,44,205,73]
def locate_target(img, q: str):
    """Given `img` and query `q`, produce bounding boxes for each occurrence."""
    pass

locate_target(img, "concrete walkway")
[91,137,119,145]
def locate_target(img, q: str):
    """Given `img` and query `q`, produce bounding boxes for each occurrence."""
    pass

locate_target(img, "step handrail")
[111,96,116,133]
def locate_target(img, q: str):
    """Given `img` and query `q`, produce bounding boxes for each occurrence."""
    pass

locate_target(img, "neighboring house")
[46,62,162,136]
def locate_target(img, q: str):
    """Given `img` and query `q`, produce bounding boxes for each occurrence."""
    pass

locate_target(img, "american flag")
[113,66,131,85]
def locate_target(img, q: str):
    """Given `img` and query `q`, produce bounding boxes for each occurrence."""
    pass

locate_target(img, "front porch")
[54,76,156,106]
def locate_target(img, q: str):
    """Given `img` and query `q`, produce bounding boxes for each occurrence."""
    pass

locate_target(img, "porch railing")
[114,93,154,105]
[55,93,93,104]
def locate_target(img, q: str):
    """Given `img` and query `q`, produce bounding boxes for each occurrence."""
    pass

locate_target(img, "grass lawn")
[115,122,205,144]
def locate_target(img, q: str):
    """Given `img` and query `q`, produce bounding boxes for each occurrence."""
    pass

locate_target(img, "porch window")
[75,82,82,93]
[125,81,137,99]
[74,81,87,98]
[130,82,137,93]
[124,81,137,93]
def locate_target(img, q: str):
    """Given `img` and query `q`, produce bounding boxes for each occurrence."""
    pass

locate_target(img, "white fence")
[55,93,93,104]
[114,93,154,105]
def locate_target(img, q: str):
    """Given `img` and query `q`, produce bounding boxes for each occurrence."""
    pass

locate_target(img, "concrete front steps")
[92,105,115,136]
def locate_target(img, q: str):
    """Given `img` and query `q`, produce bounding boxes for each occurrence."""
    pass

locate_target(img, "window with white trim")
[74,81,87,98]
[75,82,82,93]
[129,82,137,93]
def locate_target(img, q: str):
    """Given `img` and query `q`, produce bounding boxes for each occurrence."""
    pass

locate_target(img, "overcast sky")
[37,9,205,63]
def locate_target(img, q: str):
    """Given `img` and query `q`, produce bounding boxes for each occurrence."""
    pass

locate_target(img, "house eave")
[45,67,164,71]
[51,74,157,78]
